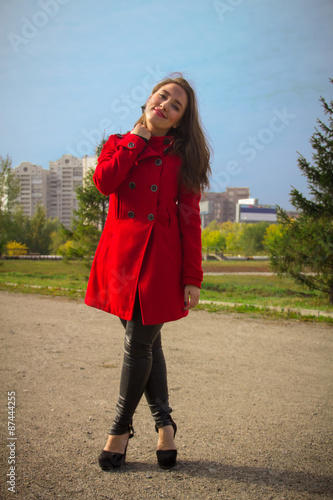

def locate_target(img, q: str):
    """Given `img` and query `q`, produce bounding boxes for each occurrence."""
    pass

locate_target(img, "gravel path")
[1,291,332,500]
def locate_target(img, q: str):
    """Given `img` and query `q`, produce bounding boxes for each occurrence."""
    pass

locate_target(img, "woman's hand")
[183,285,200,310]
[131,124,151,141]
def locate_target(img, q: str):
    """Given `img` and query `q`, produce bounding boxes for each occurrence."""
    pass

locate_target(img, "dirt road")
[1,291,332,499]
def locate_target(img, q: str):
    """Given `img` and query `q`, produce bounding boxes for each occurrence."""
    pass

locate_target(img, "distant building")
[236,203,277,223]
[14,162,49,217]
[200,187,250,227]
[13,154,98,228]
[49,155,83,228]
[83,155,97,180]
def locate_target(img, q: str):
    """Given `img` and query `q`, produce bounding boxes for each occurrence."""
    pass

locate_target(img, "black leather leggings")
[110,297,172,435]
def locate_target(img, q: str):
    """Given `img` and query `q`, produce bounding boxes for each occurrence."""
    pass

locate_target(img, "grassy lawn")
[0,260,89,298]
[201,274,332,311]
[0,259,332,321]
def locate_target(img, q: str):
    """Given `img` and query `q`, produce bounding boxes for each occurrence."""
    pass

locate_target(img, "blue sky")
[0,0,332,210]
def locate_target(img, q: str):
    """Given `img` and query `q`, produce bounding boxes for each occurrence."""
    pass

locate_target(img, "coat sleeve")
[177,185,203,289]
[93,133,147,195]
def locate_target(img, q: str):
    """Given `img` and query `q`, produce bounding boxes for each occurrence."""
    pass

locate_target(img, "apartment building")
[14,162,49,217]
[49,155,84,228]
[14,154,98,228]
[200,187,250,227]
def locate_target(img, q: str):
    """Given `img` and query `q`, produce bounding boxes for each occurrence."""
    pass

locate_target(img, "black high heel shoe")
[156,415,177,469]
[98,423,134,471]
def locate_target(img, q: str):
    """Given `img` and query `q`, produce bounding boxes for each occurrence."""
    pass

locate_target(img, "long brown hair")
[135,73,211,193]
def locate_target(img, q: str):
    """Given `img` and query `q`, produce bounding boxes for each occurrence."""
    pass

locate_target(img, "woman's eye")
[173,105,179,111]
[159,93,166,99]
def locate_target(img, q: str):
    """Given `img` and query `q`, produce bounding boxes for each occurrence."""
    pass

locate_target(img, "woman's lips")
[154,108,166,118]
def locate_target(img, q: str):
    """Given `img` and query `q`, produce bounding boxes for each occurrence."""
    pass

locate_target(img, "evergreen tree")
[60,137,108,262]
[268,81,333,304]
[75,166,108,231]
[75,136,108,230]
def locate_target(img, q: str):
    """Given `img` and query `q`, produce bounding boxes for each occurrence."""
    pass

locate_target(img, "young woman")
[85,73,211,470]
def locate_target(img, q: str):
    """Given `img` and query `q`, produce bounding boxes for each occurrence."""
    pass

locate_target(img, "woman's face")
[144,83,188,136]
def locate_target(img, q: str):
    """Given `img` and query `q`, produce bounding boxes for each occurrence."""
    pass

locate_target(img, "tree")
[6,241,28,256]
[201,221,226,257]
[60,137,108,262]
[75,136,108,231]
[25,204,59,254]
[0,207,27,256]
[202,228,226,253]
[0,155,20,214]
[75,167,109,231]
[238,222,270,256]
[220,221,243,255]
[0,155,21,254]
[267,81,333,304]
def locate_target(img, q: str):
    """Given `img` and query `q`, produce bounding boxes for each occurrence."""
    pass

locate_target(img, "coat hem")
[84,297,188,325]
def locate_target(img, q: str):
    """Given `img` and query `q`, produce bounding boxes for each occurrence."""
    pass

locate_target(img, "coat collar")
[142,135,175,161]
[148,135,174,152]
[123,132,175,161]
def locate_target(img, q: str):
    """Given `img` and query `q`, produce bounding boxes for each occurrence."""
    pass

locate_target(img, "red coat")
[85,132,203,325]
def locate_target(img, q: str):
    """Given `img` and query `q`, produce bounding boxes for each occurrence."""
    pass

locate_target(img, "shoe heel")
[156,449,177,469]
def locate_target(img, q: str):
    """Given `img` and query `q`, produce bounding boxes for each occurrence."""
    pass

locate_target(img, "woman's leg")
[144,332,173,428]
[110,299,163,435]
[144,333,177,453]
[104,299,174,454]
[120,315,173,428]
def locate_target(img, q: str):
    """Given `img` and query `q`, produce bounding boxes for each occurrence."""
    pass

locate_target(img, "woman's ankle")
[157,425,176,451]
[103,432,130,454]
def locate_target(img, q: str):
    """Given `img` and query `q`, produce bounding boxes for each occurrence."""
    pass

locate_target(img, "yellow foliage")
[225,232,242,254]
[6,241,28,256]
[58,240,75,254]
[264,224,285,244]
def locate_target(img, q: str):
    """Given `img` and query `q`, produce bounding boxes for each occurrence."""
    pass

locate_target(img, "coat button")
[163,138,170,144]
[163,148,169,155]
[147,213,155,221]
[116,133,123,138]
[129,182,136,189]
[155,159,162,166]
[128,211,135,218]
[128,142,135,148]
[151,184,158,192]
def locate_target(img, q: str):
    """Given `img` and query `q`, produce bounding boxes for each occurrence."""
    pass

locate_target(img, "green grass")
[0,259,332,321]
[0,260,89,298]
[201,274,332,311]
[195,303,333,323]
